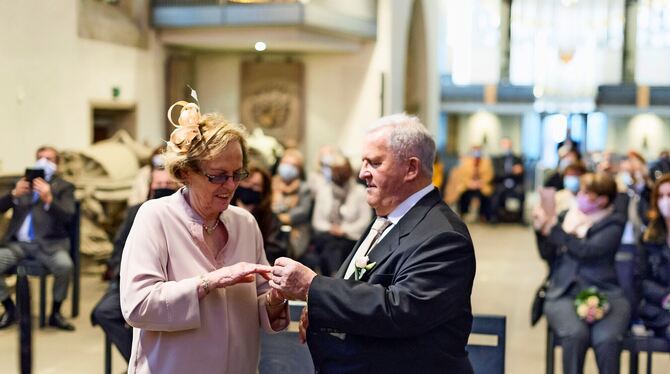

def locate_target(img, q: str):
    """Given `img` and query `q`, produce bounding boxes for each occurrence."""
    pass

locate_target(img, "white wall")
[193,0,444,169]
[606,113,670,160]
[455,112,523,156]
[1,0,165,173]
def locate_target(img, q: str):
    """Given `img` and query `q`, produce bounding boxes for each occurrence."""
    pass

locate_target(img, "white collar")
[386,183,435,225]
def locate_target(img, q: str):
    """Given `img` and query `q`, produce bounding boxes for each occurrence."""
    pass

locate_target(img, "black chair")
[9,201,81,327]
[466,314,506,374]
[104,333,112,374]
[259,300,314,374]
[546,326,670,374]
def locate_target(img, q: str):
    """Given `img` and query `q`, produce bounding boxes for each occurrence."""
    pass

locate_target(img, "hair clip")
[167,86,202,154]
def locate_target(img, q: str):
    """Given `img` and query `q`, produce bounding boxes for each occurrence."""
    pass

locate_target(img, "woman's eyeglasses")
[202,170,249,184]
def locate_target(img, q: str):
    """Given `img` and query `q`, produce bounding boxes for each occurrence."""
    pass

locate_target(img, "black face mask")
[235,186,263,205]
[152,188,177,199]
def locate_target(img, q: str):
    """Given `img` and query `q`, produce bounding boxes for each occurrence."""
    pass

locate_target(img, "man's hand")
[32,178,53,205]
[299,306,309,344]
[269,257,317,301]
[12,178,31,199]
[329,224,344,237]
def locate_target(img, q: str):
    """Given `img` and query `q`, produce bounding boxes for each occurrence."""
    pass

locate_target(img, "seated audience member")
[127,145,167,206]
[232,163,287,265]
[432,154,445,192]
[311,154,371,275]
[0,146,76,331]
[650,150,670,182]
[91,165,179,362]
[271,149,313,260]
[545,148,581,190]
[444,145,494,221]
[535,172,630,374]
[554,162,588,214]
[308,144,338,195]
[639,173,670,342]
[491,137,525,223]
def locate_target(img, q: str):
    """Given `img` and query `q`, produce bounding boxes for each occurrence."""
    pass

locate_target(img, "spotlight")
[255,42,267,52]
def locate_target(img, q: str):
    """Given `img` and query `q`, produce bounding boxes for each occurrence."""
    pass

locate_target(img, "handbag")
[530,278,549,326]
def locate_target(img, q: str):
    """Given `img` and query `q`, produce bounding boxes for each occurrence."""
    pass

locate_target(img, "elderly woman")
[639,173,670,342]
[120,98,288,374]
[535,172,630,374]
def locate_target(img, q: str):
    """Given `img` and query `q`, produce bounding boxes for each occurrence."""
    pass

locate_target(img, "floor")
[1,223,669,373]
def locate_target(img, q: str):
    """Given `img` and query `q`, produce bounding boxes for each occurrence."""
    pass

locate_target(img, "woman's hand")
[207,262,272,289]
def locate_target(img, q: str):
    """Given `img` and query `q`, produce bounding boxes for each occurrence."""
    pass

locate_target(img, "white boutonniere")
[354,256,376,280]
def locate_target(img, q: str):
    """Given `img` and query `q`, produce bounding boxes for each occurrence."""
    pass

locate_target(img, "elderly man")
[270,114,476,373]
[0,146,76,330]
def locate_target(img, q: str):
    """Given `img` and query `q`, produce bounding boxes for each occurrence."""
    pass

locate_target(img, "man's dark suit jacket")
[492,153,524,187]
[306,188,476,373]
[0,176,76,253]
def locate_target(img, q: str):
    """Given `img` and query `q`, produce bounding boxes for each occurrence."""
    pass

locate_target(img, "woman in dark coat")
[639,173,670,341]
[535,172,630,374]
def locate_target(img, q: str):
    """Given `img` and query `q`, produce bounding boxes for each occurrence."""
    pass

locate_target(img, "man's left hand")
[32,178,53,205]
[269,257,317,301]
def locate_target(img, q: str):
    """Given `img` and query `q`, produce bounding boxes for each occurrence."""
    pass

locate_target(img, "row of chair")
[545,244,670,374]
[258,301,507,374]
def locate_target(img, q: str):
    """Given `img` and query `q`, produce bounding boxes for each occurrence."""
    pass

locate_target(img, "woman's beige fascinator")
[167,86,202,154]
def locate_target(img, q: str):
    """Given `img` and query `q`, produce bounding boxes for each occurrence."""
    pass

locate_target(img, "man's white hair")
[369,113,435,177]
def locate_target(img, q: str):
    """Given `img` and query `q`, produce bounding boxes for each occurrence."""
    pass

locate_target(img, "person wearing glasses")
[120,98,288,374]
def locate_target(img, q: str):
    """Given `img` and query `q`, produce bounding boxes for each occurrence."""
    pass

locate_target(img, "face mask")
[34,157,57,181]
[658,196,670,219]
[277,163,299,182]
[558,158,571,172]
[563,175,580,193]
[577,193,602,214]
[620,171,633,187]
[322,166,332,182]
[235,186,262,206]
[152,188,176,199]
[152,155,165,169]
[471,150,481,158]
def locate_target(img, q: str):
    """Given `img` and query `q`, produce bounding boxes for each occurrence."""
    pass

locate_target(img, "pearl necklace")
[203,219,220,234]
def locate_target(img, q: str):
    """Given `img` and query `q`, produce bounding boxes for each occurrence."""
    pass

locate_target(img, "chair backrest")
[259,301,314,374]
[466,314,506,374]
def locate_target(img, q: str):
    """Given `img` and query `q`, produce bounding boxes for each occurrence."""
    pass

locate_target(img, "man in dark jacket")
[269,114,476,373]
[0,146,76,330]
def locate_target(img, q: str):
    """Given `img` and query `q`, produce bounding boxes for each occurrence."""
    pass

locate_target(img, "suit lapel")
[361,189,442,280]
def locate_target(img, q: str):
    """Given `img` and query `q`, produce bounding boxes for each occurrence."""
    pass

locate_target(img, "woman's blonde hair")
[164,113,249,183]
[643,173,670,244]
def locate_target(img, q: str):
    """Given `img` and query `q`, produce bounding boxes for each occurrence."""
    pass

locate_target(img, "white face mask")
[34,157,57,181]
[658,196,670,219]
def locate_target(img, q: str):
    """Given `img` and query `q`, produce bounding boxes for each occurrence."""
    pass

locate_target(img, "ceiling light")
[255,41,267,51]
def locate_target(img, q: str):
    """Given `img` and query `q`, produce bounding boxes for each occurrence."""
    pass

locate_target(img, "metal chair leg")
[39,274,46,328]
[629,350,639,374]
[546,327,555,374]
[17,268,32,374]
[105,334,112,374]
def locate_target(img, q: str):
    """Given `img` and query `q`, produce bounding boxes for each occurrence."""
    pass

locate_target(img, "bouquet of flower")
[574,287,610,324]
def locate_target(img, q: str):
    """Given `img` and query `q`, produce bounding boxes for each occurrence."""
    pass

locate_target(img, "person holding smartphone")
[0,145,77,330]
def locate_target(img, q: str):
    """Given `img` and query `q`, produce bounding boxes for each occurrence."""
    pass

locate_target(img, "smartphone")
[538,187,557,217]
[25,168,45,183]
